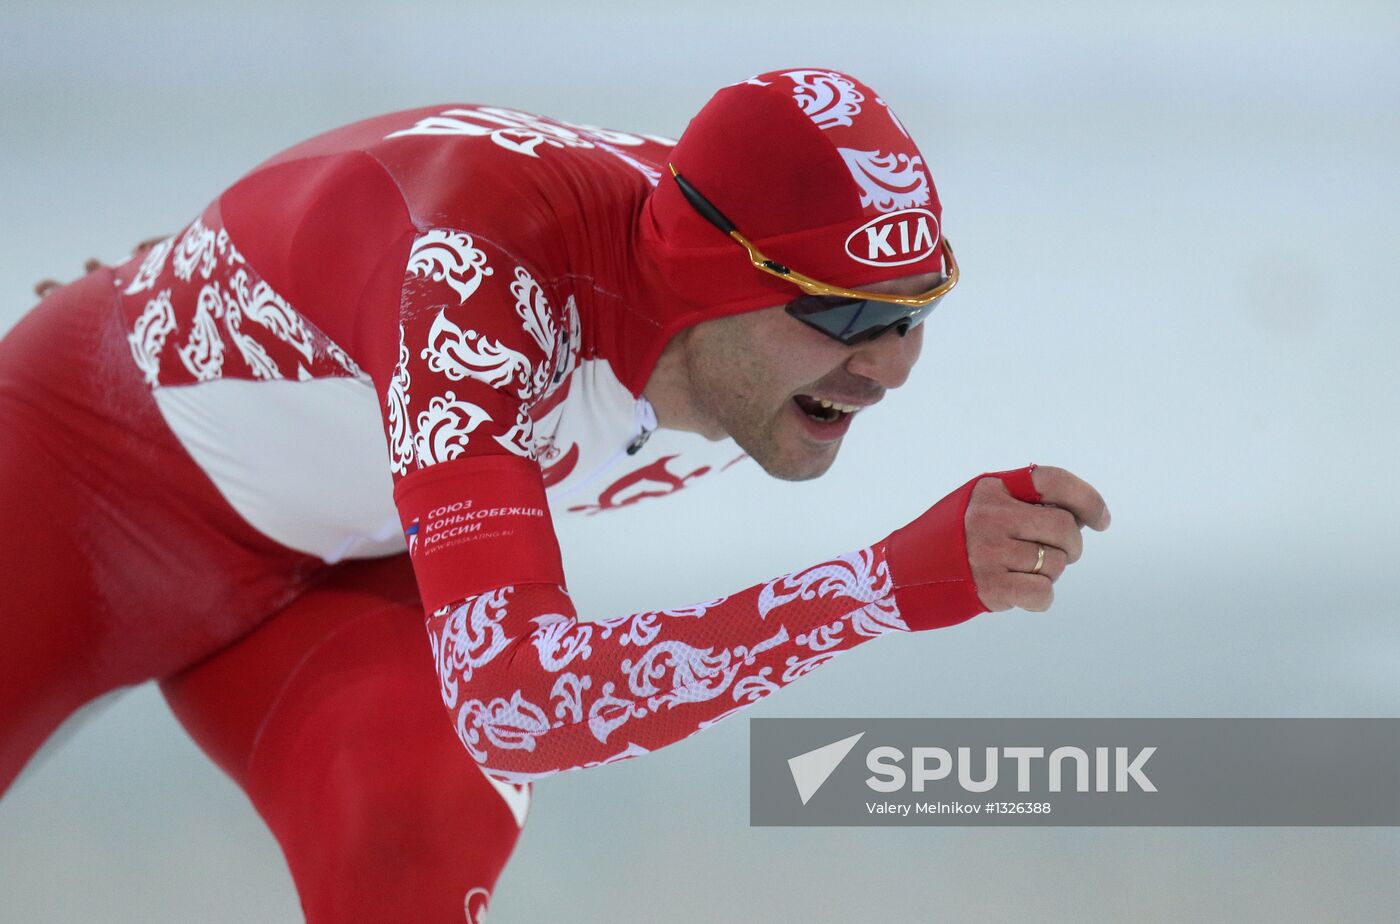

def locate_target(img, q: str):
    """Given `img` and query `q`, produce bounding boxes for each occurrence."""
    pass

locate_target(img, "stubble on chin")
[734,408,839,483]
[751,447,836,482]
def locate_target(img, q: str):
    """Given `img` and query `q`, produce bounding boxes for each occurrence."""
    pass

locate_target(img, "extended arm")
[371,227,1096,782]
[427,545,904,781]
[416,461,1047,781]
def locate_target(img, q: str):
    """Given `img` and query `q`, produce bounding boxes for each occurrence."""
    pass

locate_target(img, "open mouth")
[793,394,861,425]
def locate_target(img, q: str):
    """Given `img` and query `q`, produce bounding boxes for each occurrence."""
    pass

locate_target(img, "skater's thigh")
[0,404,118,793]
[0,271,320,794]
[162,555,529,924]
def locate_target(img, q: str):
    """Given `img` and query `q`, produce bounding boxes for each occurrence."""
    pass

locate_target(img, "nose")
[844,322,924,390]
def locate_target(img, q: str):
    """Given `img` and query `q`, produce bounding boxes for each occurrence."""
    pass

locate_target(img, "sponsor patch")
[844,208,939,268]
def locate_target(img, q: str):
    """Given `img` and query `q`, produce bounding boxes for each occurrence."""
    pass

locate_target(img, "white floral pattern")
[326,340,365,378]
[492,405,536,459]
[386,326,415,475]
[407,230,494,303]
[127,289,177,386]
[849,598,908,636]
[549,672,590,724]
[432,542,916,778]
[586,681,641,744]
[509,268,554,359]
[783,69,865,130]
[120,214,372,391]
[229,270,316,366]
[837,148,930,213]
[393,232,587,469]
[412,391,493,465]
[460,691,551,760]
[530,612,593,671]
[172,219,219,282]
[430,590,515,708]
[757,549,892,619]
[422,310,533,397]
[178,284,227,381]
[393,230,535,470]
[123,236,174,295]
[221,274,283,381]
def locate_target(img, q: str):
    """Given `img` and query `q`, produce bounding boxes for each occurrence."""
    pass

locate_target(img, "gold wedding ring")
[1031,545,1046,575]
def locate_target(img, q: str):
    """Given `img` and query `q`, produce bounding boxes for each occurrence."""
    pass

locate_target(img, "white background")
[2,1,1397,921]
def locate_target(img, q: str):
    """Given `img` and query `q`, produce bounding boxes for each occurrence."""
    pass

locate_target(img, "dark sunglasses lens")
[786,294,942,344]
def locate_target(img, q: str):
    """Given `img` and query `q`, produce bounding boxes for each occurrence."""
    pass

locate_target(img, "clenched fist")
[882,464,1111,631]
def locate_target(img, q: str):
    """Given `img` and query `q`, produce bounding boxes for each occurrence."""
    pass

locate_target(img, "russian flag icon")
[405,519,420,554]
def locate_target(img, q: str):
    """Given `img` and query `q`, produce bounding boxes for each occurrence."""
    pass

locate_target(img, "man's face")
[680,271,939,481]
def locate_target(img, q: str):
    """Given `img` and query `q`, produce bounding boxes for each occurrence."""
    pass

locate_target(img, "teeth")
[799,396,864,416]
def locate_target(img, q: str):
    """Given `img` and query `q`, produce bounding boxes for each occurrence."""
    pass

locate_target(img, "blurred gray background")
[2,1,1397,921]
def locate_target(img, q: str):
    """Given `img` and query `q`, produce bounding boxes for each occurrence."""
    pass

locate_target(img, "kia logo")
[844,209,939,268]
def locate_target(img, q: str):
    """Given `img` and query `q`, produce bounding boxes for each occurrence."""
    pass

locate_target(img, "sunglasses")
[668,163,959,345]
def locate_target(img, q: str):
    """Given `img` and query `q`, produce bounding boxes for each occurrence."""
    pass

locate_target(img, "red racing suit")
[1,70,1043,923]
[103,92,1034,783]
